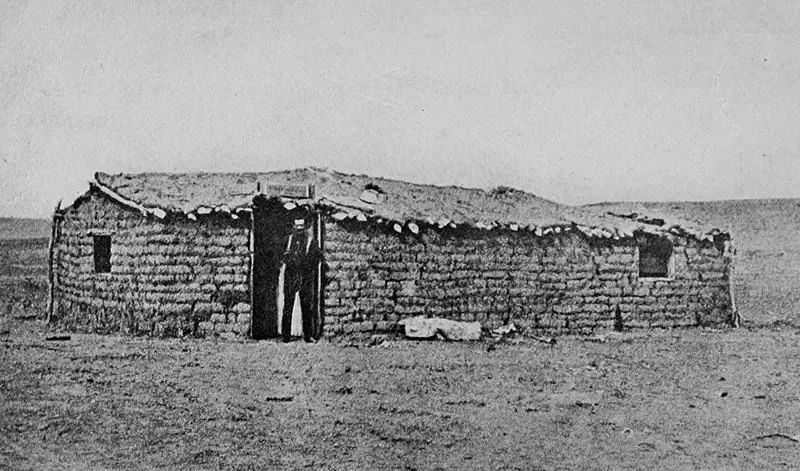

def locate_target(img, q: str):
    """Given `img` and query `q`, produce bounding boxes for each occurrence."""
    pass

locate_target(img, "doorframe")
[249,187,323,340]
[313,211,324,339]
[250,197,283,339]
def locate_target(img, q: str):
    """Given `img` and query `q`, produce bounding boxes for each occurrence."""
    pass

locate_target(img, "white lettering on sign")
[259,183,313,198]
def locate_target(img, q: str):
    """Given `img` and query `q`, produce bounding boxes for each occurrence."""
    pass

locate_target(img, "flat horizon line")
[3,195,800,220]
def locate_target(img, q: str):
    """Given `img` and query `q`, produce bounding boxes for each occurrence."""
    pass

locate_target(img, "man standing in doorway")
[282,217,319,342]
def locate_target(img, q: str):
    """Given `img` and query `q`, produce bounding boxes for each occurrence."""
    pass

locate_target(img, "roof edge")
[93,175,255,220]
[88,170,727,242]
[92,179,168,219]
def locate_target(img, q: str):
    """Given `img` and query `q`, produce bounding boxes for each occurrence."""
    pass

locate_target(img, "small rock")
[492,324,517,336]
[220,332,237,341]
[369,335,387,346]
[534,336,557,345]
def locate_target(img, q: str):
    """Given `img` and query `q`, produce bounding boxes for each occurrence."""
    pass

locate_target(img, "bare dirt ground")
[3,320,800,470]
[2,200,800,470]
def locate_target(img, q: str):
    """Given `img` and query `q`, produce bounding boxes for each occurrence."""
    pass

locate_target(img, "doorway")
[251,195,323,340]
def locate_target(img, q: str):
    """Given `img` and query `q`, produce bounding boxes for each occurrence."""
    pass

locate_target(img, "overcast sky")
[2,0,799,217]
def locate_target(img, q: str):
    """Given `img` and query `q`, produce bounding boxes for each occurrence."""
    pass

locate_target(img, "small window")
[93,235,111,273]
[639,236,672,278]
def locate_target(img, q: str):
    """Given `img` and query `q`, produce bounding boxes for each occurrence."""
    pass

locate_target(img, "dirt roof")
[90,167,727,241]
[584,202,731,242]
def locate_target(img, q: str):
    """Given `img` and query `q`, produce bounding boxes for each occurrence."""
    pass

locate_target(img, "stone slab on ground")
[399,316,482,341]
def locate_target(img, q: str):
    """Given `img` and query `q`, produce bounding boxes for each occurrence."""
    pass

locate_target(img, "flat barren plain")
[2,201,800,470]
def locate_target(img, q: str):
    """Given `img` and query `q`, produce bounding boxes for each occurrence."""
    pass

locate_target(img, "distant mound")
[0,218,51,241]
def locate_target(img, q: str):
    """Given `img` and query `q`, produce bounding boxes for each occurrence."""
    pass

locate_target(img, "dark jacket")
[282,231,320,267]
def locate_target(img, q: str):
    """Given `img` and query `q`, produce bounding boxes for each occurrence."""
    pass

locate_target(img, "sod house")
[48,167,735,339]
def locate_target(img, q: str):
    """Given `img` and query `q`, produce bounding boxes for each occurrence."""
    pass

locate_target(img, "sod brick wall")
[50,193,733,339]
[321,219,733,336]
[52,191,251,337]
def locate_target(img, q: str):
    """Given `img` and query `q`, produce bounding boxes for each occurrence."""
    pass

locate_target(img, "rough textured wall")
[52,190,251,337]
[322,219,732,336]
[51,195,732,339]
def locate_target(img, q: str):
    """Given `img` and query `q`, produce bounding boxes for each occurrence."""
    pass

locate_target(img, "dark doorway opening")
[251,195,323,340]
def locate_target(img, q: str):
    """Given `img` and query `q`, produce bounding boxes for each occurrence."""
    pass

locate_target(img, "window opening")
[639,236,671,278]
[93,235,111,273]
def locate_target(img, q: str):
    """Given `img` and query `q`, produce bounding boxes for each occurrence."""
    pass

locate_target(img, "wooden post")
[47,200,62,324]
[726,229,739,328]
[315,211,324,339]
[307,183,324,339]
[248,206,255,338]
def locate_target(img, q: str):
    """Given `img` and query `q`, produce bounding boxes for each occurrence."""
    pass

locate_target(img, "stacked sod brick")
[321,219,732,336]
[50,191,732,339]
[51,190,251,336]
